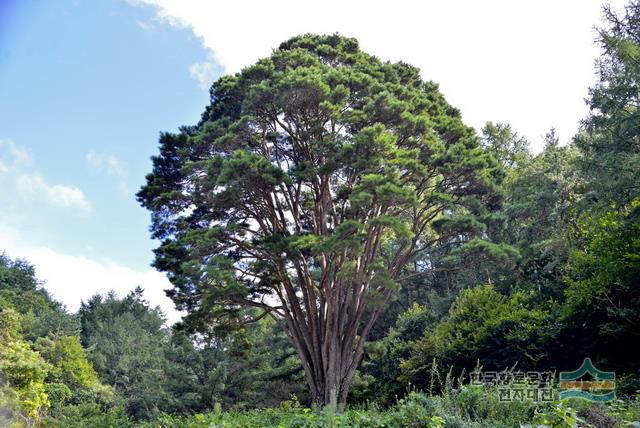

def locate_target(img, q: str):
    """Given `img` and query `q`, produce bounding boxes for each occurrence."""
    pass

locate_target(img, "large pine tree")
[138,34,501,406]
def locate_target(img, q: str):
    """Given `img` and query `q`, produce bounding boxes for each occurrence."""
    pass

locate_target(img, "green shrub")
[532,402,583,428]
[401,286,552,392]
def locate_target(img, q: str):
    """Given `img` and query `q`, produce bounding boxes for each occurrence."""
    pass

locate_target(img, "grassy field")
[42,388,640,428]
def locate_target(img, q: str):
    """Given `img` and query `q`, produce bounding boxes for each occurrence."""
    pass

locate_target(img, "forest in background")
[1,2,639,427]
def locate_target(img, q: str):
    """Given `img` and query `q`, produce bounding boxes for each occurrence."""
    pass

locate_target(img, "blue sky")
[1,0,217,320]
[0,0,627,322]
[1,0,215,267]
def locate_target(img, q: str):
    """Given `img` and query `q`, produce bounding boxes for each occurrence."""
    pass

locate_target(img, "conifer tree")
[138,34,501,406]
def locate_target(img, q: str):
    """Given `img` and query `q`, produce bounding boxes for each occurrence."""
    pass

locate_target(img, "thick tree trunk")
[283,291,388,409]
[306,344,360,409]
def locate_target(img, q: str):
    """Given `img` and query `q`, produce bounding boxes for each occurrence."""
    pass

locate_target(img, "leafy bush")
[401,285,552,391]
[532,402,583,428]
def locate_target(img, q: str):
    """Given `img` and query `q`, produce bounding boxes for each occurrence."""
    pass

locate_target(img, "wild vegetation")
[1,1,639,426]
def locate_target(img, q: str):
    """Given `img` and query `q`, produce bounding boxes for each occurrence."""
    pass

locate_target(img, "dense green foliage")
[576,2,640,207]
[350,0,640,405]
[400,285,552,386]
[0,255,304,426]
[0,254,115,426]
[137,32,507,406]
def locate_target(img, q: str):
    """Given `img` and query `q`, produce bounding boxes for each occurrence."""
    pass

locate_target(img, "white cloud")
[130,0,627,151]
[1,139,92,213]
[86,150,129,194]
[0,142,180,323]
[16,174,92,213]
[0,138,30,166]
[136,18,154,31]
[189,59,218,89]
[0,223,183,325]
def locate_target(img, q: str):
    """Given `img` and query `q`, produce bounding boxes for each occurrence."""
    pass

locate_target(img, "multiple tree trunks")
[138,34,498,407]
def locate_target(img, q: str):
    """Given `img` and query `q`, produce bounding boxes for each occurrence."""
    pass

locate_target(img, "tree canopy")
[138,34,503,406]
